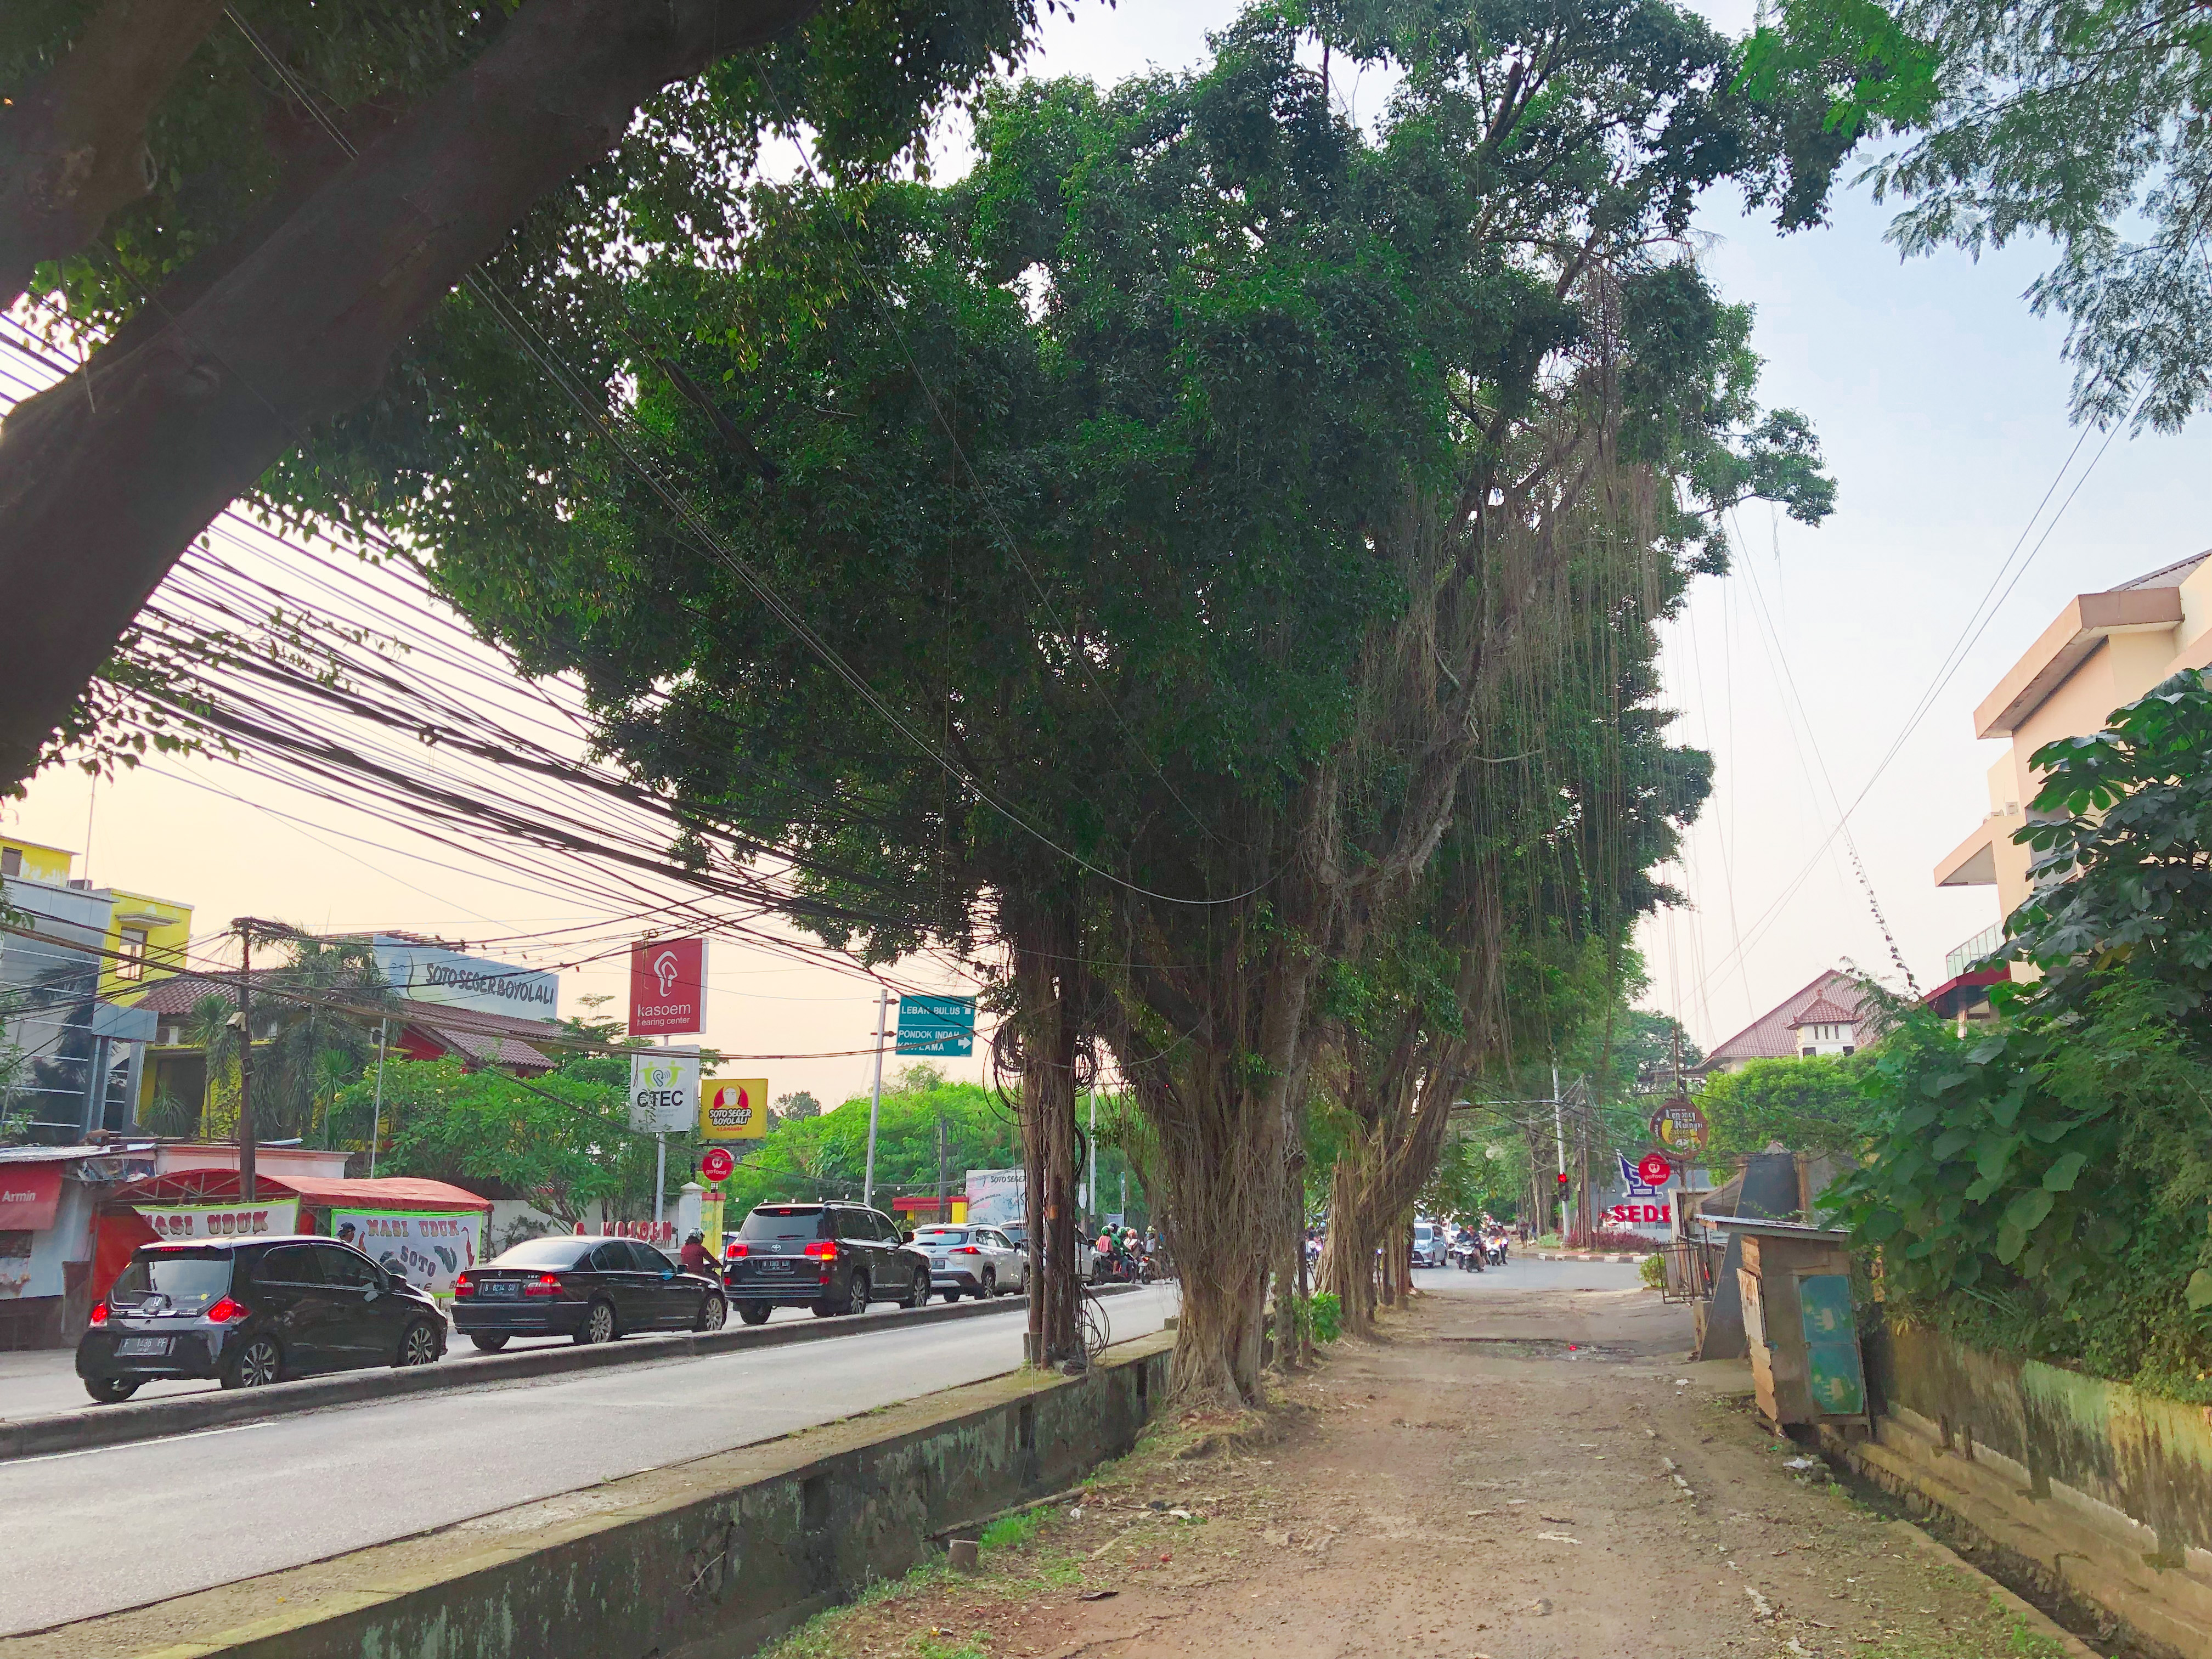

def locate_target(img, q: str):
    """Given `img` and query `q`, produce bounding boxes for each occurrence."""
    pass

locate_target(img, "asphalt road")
[0,1297,847,1421]
[0,1283,1181,1636]
[1407,1256,1647,1293]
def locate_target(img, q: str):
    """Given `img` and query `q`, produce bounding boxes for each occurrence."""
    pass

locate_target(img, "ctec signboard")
[629,1049,701,1133]
[699,1077,769,1139]
[332,1209,483,1296]
[895,995,977,1057]
[136,1199,300,1242]
[629,936,706,1036]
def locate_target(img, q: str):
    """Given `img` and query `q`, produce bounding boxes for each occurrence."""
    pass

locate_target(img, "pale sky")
[5,0,2205,1087]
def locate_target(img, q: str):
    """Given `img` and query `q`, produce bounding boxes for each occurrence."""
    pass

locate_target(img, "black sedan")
[451,1235,725,1351]
[721,1202,930,1323]
[77,1236,447,1402]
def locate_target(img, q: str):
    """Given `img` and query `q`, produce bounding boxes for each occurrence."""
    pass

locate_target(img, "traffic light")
[1554,1171,1570,1191]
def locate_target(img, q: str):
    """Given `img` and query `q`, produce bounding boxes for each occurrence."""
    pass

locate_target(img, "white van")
[1410,1219,1450,1268]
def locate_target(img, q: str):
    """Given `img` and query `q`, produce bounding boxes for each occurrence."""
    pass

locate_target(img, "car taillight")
[725,1243,748,1258]
[454,1272,474,1297]
[953,1245,982,1255]
[522,1273,563,1297]
[88,1301,108,1325]
[802,1241,836,1259]
[204,1297,247,1323]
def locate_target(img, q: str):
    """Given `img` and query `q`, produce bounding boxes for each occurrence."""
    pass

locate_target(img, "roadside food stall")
[94,1170,491,1306]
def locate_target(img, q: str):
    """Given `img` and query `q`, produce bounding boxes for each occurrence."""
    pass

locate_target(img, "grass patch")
[979,1508,1047,1551]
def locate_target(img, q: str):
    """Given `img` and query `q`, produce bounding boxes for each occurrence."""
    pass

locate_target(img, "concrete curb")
[0,1283,1150,1463]
[1533,1251,1649,1262]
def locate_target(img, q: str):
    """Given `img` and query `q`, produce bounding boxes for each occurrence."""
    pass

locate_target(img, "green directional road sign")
[896,995,977,1056]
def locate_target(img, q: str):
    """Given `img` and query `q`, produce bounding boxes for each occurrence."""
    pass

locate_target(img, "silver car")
[910,1224,1023,1301]
[1412,1220,1451,1268]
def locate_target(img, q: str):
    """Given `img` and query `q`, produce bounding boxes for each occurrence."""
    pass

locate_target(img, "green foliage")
[332,1054,675,1228]
[1306,1290,1344,1344]
[1699,1052,1875,1159]
[1740,0,2212,428]
[978,1509,1048,1551]
[1831,675,2212,1399]
[718,1066,1030,1217]
[1640,1250,1667,1290]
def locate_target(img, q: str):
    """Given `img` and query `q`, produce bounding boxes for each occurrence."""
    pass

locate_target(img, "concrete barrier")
[9,1330,1177,1659]
[0,1284,1150,1463]
[1824,1318,2212,1658]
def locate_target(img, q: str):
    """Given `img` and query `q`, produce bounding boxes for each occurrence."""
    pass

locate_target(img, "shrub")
[1305,1291,1343,1344]
[1639,1251,1667,1291]
[1562,1227,1661,1252]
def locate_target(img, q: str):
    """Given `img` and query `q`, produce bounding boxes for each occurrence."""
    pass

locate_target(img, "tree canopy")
[1741,0,2212,428]
[403,0,1842,1402]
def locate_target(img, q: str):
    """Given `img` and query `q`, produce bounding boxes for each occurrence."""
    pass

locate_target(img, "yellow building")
[1931,550,2212,1006]
[0,833,195,995]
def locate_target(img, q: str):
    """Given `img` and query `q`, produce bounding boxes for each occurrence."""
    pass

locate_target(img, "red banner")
[0,1163,63,1230]
[629,936,706,1036]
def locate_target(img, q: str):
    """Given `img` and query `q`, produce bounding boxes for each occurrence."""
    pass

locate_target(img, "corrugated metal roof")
[1698,971,1870,1069]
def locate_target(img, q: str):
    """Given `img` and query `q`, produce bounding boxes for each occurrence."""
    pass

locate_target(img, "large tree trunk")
[0,0,822,788]
[0,0,226,311]
[1007,894,1086,1368]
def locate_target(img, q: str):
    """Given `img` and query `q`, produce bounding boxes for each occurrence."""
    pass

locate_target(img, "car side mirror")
[901,1231,915,1244]
[662,1269,676,1280]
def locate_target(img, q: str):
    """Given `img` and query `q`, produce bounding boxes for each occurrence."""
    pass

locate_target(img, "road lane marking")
[1,1419,272,1469]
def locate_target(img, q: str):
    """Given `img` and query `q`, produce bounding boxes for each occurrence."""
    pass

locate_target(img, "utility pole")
[935,1101,948,1224]
[1085,1090,1097,1230]
[368,1018,390,1177]
[863,987,888,1210]
[1550,1061,1565,1237]
[234,921,256,1203]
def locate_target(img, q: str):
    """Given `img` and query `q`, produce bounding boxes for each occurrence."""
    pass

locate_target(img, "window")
[1801,1047,1816,1058]
[631,1242,675,1273]
[0,847,19,877]
[256,1245,324,1285]
[115,927,149,982]
[318,1244,383,1289]
[1841,1046,1855,1057]
[738,1206,827,1242]
[588,1242,631,1272]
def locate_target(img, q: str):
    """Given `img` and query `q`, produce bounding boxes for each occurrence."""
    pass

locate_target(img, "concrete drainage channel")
[6,1329,1178,1659]
[0,1284,1148,1463]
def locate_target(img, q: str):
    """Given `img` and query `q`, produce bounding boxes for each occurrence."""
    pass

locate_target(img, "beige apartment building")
[1929,550,2212,1013]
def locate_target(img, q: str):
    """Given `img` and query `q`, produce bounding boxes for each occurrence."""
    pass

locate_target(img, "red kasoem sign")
[0,1162,64,1230]
[629,936,706,1036]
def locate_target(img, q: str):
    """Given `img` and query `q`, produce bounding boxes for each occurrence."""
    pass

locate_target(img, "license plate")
[481,1280,519,1299]
[759,1259,792,1273]
[932,1257,947,1268]
[116,1336,170,1357]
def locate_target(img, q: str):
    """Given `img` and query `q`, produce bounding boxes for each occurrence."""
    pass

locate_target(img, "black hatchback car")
[721,1203,930,1323]
[76,1235,448,1403]
[450,1235,725,1351]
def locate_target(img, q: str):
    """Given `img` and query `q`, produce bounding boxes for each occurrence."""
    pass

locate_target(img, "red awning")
[108,1170,489,1213]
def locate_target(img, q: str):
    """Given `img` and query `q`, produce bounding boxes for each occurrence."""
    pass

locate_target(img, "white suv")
[1411,1220,1451,1268]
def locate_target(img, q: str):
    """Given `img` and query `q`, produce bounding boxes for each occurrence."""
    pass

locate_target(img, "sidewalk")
[765,1280,2089,1659]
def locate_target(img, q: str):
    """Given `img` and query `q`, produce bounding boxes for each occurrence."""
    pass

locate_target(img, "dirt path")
[770,1278,2079,1659]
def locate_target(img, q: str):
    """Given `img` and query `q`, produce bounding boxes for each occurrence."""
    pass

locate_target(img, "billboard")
[629,937,706,1036]
[371,937,559,1019]
[964,1167,1024,1227]
[331,1209,484,1296]
[135,1199,300,1242]
[629,1049,701,1133]
[700,1078,769,1139]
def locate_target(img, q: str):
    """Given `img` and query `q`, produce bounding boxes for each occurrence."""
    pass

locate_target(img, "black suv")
[722,1203,929,1323]
[76,1236,447,1402]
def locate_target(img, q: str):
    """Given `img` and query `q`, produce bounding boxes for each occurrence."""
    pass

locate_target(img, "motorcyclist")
[678,1231,720,1276]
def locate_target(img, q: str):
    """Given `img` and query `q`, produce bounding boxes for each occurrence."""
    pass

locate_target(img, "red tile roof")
[1788,995,1858,1029]
[1696,971,1871,1070]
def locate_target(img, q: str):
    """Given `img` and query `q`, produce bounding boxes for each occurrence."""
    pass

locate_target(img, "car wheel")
[902,1271,927,1310]
[738,1301,772,1325]
[84,1375,139,1404]
[221,1334,283,1390]
[810,1300,837,1317]
[470,1333,511,1353]
[696,1293,728,1333]
[981,1267,997,1299]
[394,1319,442,1368]
[573,1299,618,1346]
[844,1271,871,1316]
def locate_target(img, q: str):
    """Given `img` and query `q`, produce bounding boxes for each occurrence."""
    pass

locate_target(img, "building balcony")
[1944,922,2006,980]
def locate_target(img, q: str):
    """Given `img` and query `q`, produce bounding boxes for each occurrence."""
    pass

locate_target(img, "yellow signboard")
[700,1077,770,1139]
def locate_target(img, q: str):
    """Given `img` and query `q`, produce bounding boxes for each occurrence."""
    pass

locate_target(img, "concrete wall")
[1845,1318,2212,1656]
[32,1332,1176,1659]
